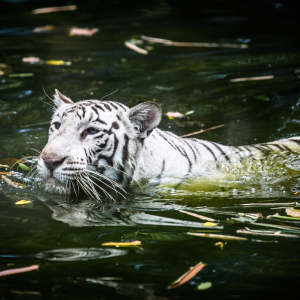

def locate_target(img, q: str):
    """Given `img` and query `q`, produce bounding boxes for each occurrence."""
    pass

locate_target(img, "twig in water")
[125,42,148,55]
[179,210,216,222]
[236,229,299,238]
[181,124,225,138]
[187,232,248,241]
[230,75,274,82]
[140,35,248,49]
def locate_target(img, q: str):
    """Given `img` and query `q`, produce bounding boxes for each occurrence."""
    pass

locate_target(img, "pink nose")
[42,156,67,173]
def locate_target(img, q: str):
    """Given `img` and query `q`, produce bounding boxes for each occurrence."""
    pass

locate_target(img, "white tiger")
[37,89,300,199]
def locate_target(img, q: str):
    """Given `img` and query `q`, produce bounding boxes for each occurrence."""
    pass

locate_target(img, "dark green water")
[1,1,300,299]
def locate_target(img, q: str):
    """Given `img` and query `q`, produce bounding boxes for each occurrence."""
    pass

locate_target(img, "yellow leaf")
[102,240,141,247]
[203,222,217,227]
[0,164,10,168]
[15,200,31,205]
[45,60,72,66]
[215,242,226,250]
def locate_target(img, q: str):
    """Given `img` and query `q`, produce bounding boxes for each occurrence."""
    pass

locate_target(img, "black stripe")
[76,110,82,120]
[93,118,107,125]
[91,106,100,117]
[192,139,217,161]
[270,144,285,151]
[94,104,105,112]
[97,134,119,166]
[157,159,166,183]
[104,103,112,111]
[211,142,231,164]
[115,102,127,111]
[82,107,86,119]
[184,139,197,162]
[119,133,130,184]
[254,146,268,154]
[281,144,293,152]
[289,139,300,145]
[244,146,253,156]
[108,102,119,110]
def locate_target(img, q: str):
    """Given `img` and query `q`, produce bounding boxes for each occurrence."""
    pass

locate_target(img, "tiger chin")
[37,89,300,200]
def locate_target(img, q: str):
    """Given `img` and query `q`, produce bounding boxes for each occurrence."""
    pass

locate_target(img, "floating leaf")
[0,265,39,277]
[32,5,77,14]
[102,241,141,247]
[15,200,31,205]
[197,282,212,290]
[69,27,99,36]
[168,261,206,289]
[46,60,72,66]
[1,175,27,189]
[286,207,300,218]
[22,57,40,63]
[203,222,218,227]
[166,112,185,119]
[8,73,34,78]
[18,163,31,171]
[33,25,55,32]
[220,186,225,192]
[255,95,270,101]
[0,164,10,168]
[215,242,225,249]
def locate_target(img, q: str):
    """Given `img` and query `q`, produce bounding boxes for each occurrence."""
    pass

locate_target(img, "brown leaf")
[285,207,300,218]
[0,158,24,166]
[168,262,206,289]
[1,175,27,189]
[32,5,77,14]
[0,265,39,277]
[33,25,54,32]
[22,57,41,63]
[166,112,185,118]
[69,27,99,36]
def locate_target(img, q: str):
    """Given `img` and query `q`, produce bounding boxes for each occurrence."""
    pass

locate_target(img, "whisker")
[87,170,126,193]
[87,162,142,189]
[81,174,112,200]
[100,88,119,101]
[85,172,126,199]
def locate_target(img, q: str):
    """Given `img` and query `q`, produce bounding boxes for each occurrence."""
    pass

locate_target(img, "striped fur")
[37,90,300,197]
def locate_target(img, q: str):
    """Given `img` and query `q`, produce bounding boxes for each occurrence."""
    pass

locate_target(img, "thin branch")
[181,124,225,138]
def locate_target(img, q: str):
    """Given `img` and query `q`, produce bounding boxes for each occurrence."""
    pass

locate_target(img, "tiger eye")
[87,127,99,134]
[54,122,61,130]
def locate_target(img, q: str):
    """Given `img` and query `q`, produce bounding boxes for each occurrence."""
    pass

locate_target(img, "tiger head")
[37,89,161,199]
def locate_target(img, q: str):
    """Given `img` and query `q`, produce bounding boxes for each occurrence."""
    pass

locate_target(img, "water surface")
[1,1,300,299]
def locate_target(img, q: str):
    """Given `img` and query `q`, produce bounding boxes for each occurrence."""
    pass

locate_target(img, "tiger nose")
[42,156,67,173]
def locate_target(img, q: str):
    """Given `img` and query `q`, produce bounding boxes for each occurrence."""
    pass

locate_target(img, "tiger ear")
[129,102,162,139]
[53,89,73,107]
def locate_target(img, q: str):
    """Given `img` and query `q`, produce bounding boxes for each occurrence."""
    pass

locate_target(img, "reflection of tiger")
[37,89,300,199]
